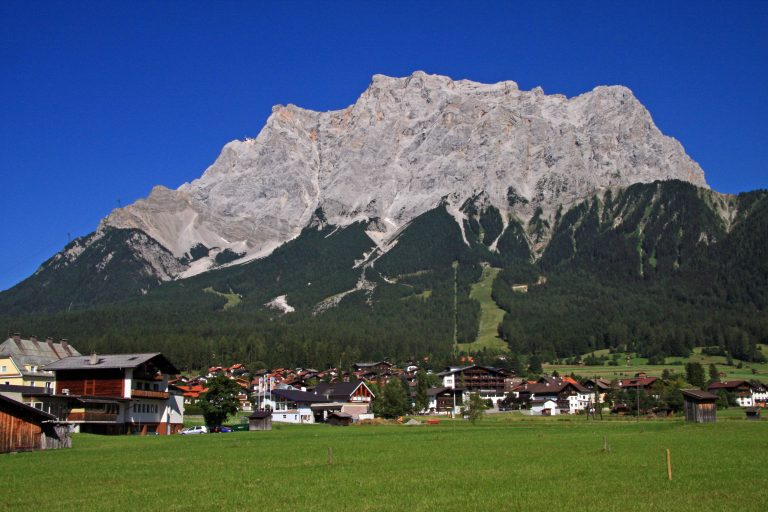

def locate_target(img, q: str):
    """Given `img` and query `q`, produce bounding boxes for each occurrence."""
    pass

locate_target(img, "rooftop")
[43,353,179,374]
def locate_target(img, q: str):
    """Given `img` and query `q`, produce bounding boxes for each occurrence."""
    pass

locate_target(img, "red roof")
[619,377,657,388]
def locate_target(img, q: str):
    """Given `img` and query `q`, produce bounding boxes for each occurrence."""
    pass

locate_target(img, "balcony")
[67,412,119,423]
[131,389,169,400]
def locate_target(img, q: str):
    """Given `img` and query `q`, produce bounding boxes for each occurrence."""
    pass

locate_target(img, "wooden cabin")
[39,352,184,435]
[682,389,717,423]
[327,411,353,426]
[0,394,71,453]
[248,410,272,431]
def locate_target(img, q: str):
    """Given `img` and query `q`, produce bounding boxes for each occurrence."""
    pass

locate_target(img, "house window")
[0,365,6,373]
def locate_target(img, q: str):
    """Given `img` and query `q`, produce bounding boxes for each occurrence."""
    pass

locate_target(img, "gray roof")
[681,389,718,401]
[43,353,179,373]
[313,381,374,400]
[0,337,80,367]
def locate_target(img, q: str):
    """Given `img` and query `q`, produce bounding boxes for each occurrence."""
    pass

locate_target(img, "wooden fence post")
[328,446,333,465]
[666,448,672,481]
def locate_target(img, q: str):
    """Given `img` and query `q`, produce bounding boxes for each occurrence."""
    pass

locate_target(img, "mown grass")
[1,415,766,511]
[457,266,507,353]
[548,346,768,381]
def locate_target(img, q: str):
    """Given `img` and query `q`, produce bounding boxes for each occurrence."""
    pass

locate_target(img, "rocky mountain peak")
[102,72,706,278]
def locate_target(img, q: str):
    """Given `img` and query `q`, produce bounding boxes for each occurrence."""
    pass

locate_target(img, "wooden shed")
[0,394,71,453]
[682,389,717,424]
[327,411,353,427]
[248,410,272,431]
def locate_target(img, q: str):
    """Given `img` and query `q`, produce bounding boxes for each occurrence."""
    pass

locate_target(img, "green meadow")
[1,415,766,511]
[547,345,768,381]
[457,266,508,353]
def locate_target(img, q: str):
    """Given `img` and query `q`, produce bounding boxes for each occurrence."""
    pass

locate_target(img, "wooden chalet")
[311,381,375,420]
[37,353,184,435]
[438,365,507,403]
[708,380,755,407]
[513,377,591,414]
[0,394,71,453]
[618,376,658,392]
[425,387,463,414]
[682,389,717,423]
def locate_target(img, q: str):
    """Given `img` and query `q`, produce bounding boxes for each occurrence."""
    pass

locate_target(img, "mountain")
[2,72,765,370]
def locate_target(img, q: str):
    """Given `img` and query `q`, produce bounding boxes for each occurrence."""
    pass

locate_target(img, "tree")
[379,378,411,419]
[708,363,720,385]
[199,375,242,428]
[415,371,429,413]
[528,355,543,376]
[508,354,523,376]
[464,392,488,424]
[685,362,706,389]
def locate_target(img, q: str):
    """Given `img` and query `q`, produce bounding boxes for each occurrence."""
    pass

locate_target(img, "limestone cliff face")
[103,71,706,275]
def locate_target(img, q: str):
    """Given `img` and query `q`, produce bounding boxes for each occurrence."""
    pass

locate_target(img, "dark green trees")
[685,362,706,389]
[199,375,242,428]
[378,379,412,419]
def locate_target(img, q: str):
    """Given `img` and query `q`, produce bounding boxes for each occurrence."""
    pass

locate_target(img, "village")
[2,333,766,453]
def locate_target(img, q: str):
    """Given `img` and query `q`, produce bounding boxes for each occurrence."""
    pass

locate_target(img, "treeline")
[2,181,767,368]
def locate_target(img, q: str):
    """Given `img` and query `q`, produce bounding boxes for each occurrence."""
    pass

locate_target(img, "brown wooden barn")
[0,394,71,453]
[682,389,717,423]
[327,411,353,426]
[248,410,272,431]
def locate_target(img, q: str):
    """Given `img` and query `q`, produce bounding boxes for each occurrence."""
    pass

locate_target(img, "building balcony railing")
[131,389,169,400]
[67,412,119,423]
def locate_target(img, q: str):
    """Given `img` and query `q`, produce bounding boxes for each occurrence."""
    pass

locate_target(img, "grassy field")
[547,346,768,381]
[457,266,508,353]
[2,415,766,511]
[203,286,241,309]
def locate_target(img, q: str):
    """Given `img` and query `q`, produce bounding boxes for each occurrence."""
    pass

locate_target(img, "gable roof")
[516,379,588,395]
[271,388,331,404]
[43,353,179,374]
[0,393,57,421]
[0,337,80,367]
[313,381,374,400]
[708,380,750,391]
[618,377,658,388]
[682,389,718,401]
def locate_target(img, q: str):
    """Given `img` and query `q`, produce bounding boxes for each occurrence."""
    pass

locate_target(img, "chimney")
[61,340,72,356]
[30,335,38,343]
[12,332,21,342]
[89,353,99,365]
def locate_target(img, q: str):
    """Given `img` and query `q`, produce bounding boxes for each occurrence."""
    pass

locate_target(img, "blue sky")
[1,1,766,291]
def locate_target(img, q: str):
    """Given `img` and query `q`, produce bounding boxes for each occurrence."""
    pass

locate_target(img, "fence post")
[666,448,672,481]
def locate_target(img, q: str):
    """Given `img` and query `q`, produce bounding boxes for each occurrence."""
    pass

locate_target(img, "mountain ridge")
[100,71,706,280]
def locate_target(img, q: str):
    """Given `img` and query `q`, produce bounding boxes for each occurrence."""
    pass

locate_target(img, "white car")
[179,425,208,435]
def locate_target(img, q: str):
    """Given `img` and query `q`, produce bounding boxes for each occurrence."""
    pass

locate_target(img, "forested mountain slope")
[2,181,766,370]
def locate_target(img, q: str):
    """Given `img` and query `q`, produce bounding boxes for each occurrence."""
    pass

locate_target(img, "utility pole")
[636,383,640,422]
[452,261,458,358]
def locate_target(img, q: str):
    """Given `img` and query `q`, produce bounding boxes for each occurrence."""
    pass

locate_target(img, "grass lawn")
[1,415,766,511]
[457,266,508,353]
[547,346,768,381]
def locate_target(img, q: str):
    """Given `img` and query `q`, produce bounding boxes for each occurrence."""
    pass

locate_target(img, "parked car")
[179,425,208,435]
[212,426,232,433]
